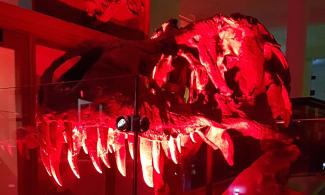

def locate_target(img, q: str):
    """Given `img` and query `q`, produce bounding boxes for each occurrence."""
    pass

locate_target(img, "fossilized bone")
[36,13,295,192]
[84,0,144,21]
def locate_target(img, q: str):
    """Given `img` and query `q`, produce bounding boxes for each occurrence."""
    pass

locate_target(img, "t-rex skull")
[36,13,294,191]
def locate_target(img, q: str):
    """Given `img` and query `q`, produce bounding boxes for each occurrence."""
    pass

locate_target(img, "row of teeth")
[37,117,236,188]
[38,115,287,188]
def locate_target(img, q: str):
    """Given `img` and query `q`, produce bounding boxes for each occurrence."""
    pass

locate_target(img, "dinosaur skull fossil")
[37,13,294,190]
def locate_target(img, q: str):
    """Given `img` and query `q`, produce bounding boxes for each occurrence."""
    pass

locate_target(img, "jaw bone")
[39,114,292,189]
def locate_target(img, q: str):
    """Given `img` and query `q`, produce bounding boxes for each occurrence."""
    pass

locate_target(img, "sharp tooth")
[161,140,170,159]
[72,127,82,154]
[107,128,114,153]
[99,147,111,169]
[129,143,134,160]
[97,134,110,169]
[63,131,68,143]
[128,134,134,159]
[206,126,234,166]
[63,121,73,145]
[67,149,80,178]
[97,127,110,169]
[152,140,161,174]
[204,126,222,150]
[115,132,126,176]
[101,155,111,169]
[49,121,64,186]
[195,130,218,150]
[81,128,88,155]
[180,134,191,147]
[65,123,82,178]
[115,147,126,176]
[50,162,63,186]
[140,137,154,188]
[190,132,197,143]
[107,144,113,153]
[40,147,52,177]
[218,131,234,166]
[97,144,111,169]
[176,135,181,154]
[168,136,178,164]
[38,122,52,177]
[90,155,103,174]
[153,164,165,190]
[86,127,102,174]
[49,145,64,186]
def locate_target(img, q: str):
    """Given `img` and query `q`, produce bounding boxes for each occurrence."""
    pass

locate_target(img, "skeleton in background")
[85,0,144,21]
[57,0,145,22]
[37,13,298,194]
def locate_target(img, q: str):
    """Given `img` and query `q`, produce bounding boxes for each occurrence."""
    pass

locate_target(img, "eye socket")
[56,47,103,84]
[53,56,81,82]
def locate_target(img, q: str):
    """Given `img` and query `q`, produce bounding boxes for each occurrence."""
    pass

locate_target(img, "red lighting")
[35,13,295,192]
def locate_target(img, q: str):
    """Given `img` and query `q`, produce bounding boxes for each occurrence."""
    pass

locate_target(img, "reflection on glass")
[0,46,17,195]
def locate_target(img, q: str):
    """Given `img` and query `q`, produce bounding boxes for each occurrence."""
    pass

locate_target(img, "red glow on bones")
[84,0,145,22]
[38,109,237,187]
[37,13,293,188]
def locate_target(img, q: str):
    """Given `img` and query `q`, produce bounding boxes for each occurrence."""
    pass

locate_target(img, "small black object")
[139,117,150,132]
[116,115,131,132]
[311,75,316,80]
[116,115,150,133]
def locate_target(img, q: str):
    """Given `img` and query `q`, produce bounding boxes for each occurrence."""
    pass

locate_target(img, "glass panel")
[1,1,325,193]
[36,75,136,195]
[0,46,18,195]
[0,45,324,195]
[2,40,138,194]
